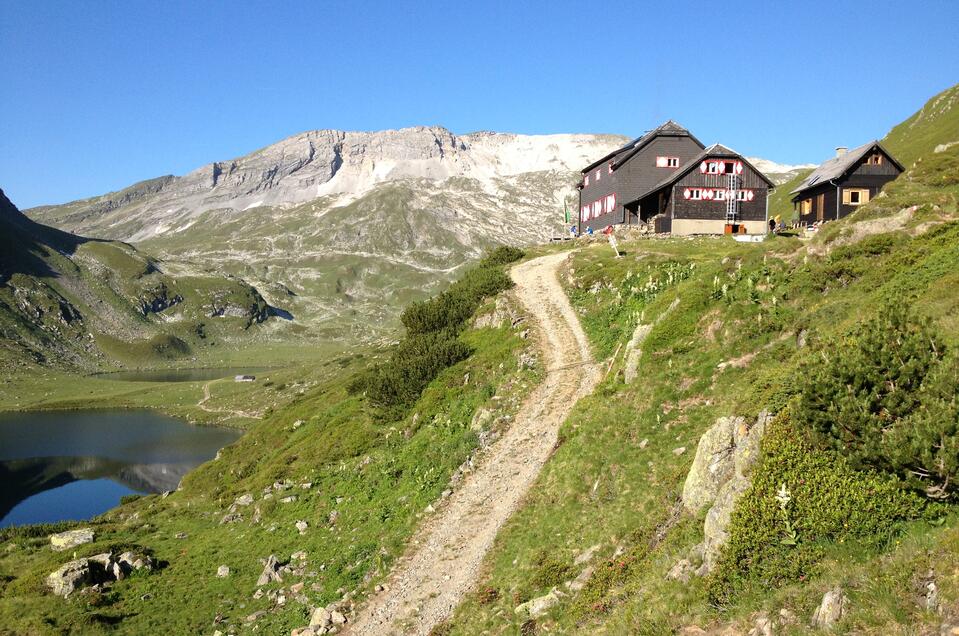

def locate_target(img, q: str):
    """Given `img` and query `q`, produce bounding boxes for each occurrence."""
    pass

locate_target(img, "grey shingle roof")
[789,141,904,195]
[581,120,704,173]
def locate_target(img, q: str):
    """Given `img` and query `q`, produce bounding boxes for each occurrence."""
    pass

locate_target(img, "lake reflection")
[0,410,240,527]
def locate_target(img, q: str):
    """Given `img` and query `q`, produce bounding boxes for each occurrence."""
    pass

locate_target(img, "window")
[584,175,589,186]
[605,193,616,213]
[714,189,726,200]
[706,161,719,174]
[608,163,614,174]
[723,161,736,174]
[867,153,883,165]
[690,188,702,200]
[581,206,589,221]
[592,200,602,217]
[656,156,680,168]
[595,169,601,182]
[800,198,812,214]
[842,188,870,205]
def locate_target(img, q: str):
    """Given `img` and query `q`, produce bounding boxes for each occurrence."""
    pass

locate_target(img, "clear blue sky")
[1,1,957,209]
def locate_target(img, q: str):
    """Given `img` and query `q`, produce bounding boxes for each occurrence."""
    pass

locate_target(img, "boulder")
[330,610,347,625]
[46,558,96,597]
[515,589,561,619]
[49,528,95,552]
[811,587,847,629]
[681,417,741,513]
[701,475,751,574]
[256,555,283,586]
[235,494,254,506]
[310,606,332,628]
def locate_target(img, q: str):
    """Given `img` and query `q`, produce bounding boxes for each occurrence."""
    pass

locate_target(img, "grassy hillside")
[883,83,959,168]
[0,249,536,634]
[436,148,959,633]
[0,189,286,373]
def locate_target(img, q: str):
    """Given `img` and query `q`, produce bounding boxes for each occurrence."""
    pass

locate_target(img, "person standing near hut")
[603,225,620,258]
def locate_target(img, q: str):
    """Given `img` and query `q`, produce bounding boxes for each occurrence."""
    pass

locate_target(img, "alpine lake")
[0,369,259,527]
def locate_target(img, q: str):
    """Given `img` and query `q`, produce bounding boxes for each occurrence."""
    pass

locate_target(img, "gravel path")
[344,251,600,635]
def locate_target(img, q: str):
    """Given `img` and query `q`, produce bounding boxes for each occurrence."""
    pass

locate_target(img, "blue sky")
[1,1,957,209]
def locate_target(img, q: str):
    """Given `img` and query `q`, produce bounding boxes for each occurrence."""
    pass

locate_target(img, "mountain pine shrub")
[352,247,523,414]
[795,306,945,479]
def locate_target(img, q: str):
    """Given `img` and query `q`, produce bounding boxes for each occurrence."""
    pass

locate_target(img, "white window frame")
[667,157,679,168]
[690,188,702,200]
[706,162,719,174]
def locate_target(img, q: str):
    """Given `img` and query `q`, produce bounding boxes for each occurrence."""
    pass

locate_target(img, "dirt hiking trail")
[345,251,600,635]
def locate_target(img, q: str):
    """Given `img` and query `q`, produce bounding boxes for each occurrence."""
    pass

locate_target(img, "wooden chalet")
[790,141,903,225]
[577,121,774,235]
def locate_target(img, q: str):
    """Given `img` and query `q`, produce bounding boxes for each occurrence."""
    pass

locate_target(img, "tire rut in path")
[344,251,600,636]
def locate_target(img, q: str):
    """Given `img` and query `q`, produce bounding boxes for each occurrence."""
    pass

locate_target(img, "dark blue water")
[0,410,241,527]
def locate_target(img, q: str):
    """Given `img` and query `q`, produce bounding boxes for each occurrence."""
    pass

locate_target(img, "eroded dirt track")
[345,252,600,635]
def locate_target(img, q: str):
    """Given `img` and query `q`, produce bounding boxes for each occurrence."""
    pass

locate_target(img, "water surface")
[0,410,240,527]
[92,367,267,383]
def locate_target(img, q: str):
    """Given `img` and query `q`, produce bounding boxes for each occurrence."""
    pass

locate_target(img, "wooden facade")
[791,142,903,225]
[578,122,773,235]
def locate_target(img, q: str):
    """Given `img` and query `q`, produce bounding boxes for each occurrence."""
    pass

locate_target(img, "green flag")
[564,200,570,224]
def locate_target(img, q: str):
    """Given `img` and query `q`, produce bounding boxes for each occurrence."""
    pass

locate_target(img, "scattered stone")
[253,588,265,599]
[292,419,304,430]
[217,565,230,578]
[811,587,848,629]
[328,510,339,525]
[748,613,773,636]
[672,446,687,456]
[778,608,796,625]
[573,544,601,566]
[220,512,243,524]
[300,482,313,490]
[295,520,309,535]
[441,489,452,499]
[49,528,95,551]
[291,550,307,561]
[924,579,940,613]
[666,559,694,584]
[46,551,152,597]
[281,495,297,504]
[175,532,188,539]
[514,589,560,618]
[424,504,435,514]
[245,610,266,623]
[256,555,283,586]
[290,582,305,595]
[374,584,385,592]
[291,628,317,636]
[330,609,347,625]
[141,593,153,601]
[235,493,254,506]
[566,565,594,592]
[639,438,649,449]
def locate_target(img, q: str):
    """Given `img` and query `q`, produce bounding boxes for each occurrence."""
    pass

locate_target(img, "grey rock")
[681,416,742,513]
[49,528,95,552]
[217,565,230,578]
[235,493,254,506]
[515,589,561,619]
[811,587,848,628]
[666,559,695,584]
[256,555,283,586]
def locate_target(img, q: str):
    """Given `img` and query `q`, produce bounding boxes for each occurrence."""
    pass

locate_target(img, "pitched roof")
[789,141,904,195]
[621,143,775,206]
[581,120,704,173]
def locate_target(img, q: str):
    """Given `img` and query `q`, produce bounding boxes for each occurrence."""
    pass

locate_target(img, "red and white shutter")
[700,161,708,174]
[735,161,744,175]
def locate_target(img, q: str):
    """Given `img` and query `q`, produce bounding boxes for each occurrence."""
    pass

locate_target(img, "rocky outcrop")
[676,411,771,576]
[46,551,153,597]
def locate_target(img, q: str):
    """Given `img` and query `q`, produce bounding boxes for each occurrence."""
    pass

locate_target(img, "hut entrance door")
[816,193,825,222]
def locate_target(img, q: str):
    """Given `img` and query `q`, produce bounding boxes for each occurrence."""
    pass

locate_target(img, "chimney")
[835,146,848,158]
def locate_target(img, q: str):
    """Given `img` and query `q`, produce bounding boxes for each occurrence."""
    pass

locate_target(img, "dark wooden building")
[790,141,904,225]
[577,121,773,235]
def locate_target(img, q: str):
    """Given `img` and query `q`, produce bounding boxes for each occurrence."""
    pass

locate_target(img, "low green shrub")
[352,247,523,414]
[531,551,575,590]
[795,306,959,498]
[707,413,932,605]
